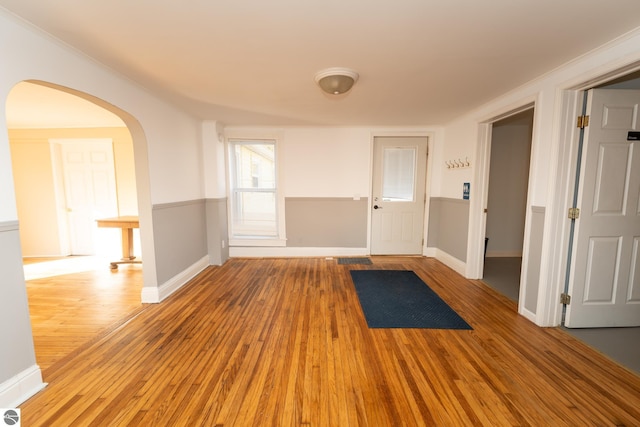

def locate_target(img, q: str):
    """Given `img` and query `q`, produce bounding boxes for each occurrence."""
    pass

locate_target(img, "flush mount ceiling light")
[315,67,359,95]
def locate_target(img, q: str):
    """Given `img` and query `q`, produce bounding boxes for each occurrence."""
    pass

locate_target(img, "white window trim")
[225,129,287,247]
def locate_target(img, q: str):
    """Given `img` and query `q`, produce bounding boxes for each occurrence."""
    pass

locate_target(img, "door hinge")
[577,115,590,129]
[568,207,580,220]
[560,293,571,305]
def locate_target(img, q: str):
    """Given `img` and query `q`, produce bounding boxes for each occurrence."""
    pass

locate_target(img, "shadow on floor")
[482,256,640,375]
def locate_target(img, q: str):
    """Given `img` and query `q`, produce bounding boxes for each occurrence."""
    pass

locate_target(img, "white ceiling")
[3,0,640,128]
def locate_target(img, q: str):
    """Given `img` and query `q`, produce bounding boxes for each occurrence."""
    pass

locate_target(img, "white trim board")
[0,365,46,407]
[229,247,368,258]
[141,255,209,303]
[429,248,466,277]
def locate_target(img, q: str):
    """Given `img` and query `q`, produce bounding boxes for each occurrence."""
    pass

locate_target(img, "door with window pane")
[229,140,277,238]
[371,136,427,254]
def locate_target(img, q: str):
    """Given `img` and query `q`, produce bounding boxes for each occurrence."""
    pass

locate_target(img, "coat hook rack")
[445,157,471,169]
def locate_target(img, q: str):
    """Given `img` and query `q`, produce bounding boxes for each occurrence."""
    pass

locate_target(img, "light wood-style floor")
[482,256,640,374]
[24,257,144,371]
[22,256,640,426]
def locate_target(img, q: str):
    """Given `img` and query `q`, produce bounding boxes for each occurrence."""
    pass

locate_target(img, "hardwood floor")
[25,257,143,371]
[21,257,640,426]
[482,256,640,374]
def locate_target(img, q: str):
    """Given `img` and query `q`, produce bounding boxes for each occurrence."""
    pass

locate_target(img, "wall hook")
[446,157,471,169]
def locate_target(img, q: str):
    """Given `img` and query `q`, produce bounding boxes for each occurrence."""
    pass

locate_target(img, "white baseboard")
[229,247,368,258]
[424,247,437,257]
[518,303,538,325]
[0,365,47,407]
[141,255,209,303]
[431,248,466,277]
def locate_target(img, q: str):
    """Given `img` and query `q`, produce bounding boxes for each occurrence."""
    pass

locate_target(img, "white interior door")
[565,89,640,327]
[58,139,119,255]
[370,136,427,255]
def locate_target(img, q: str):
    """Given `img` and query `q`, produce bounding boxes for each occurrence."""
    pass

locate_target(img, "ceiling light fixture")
[315,67,359,95]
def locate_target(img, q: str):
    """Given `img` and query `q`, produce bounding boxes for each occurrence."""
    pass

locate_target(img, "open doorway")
[6,81,144,371]
[482,109,534,303]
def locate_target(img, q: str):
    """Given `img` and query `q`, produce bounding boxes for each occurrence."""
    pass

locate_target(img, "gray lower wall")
[0,222,37,385]
[427,197,469,262]
[152,200,208,284]
[285,197,368,247]
[524,206,544,314]
[206,198,229,265]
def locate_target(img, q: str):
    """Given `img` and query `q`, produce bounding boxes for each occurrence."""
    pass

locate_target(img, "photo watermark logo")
[1,409,20,426]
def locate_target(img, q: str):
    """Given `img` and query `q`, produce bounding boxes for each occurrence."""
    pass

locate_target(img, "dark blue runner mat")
[350,270,472,329]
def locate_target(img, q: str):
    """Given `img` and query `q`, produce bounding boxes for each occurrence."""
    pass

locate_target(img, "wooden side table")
[96,216,142,269]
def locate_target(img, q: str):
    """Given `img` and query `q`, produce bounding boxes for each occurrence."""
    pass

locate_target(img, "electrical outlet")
[221,240,225,249]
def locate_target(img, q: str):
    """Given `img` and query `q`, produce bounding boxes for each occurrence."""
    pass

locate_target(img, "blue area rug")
[350,270,472,329]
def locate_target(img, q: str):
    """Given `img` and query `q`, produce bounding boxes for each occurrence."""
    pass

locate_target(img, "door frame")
[22,80,155,294]
[483,109,535,299]
[469,60,640,327]
[562,88,640,327]
[467,101,538,320]
[469,102,537,274]
[368,130,435,255]
[540,61,640,327]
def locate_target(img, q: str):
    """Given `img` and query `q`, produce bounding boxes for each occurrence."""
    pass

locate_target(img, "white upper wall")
[0,9,203,222]
[439,27,640,205]
[280,127,371,198]
[221,126,442,202]
[221,126,373,199]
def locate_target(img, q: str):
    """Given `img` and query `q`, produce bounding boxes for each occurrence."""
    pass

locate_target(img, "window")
[382,147,416,201]
[228,139,279,240]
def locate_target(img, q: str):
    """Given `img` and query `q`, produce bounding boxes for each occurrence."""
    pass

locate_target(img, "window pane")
[232,191,277,237]
[229,140,278,238]
[233,143,275,189]
[382,147,416,201]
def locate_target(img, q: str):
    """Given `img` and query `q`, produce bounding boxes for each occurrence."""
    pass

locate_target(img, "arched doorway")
[6,80,148,371]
